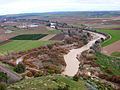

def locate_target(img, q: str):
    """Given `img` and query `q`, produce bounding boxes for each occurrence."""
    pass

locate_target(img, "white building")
[50,23,56,29]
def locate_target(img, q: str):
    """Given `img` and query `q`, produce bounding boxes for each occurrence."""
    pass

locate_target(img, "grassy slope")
[0,40,4,42]
[94,29,120,47]
[95,53,120,75]
[8,74,88,90]
[0,40,55,54]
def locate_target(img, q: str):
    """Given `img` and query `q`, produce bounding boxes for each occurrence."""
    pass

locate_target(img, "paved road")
[62,31,106,77]
[0,64,22,84]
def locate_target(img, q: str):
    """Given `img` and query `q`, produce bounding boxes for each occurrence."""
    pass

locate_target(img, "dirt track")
[0,64,22,83]
[39,34,56,41]
[49,34,65,41]
[102,40,120,56]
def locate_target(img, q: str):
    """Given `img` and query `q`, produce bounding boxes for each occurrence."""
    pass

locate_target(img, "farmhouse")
[50,23,56,28]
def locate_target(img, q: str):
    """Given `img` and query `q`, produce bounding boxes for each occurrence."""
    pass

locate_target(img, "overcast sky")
[0,0,120,15]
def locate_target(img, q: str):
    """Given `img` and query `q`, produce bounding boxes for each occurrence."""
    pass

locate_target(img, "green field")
[111,51,120,57]
[95,53,120,75]
[0,40,55,54]
[94,29,120,47]
[0,40,3,42]
[10,34,48,40]
[8,74,88,90]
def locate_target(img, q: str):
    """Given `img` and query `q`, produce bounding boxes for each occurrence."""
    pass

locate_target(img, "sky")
[0,0,120,15]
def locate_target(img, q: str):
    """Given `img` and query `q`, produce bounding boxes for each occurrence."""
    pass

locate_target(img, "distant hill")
[1,11,120,19]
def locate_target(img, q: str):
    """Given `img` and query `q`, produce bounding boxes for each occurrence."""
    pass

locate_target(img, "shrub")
[14,63,26,73]
[47,70,55,74]
[55,84,70,90]
[27,72,33,77]
[47,44,53,49]
[73,75,79,81]
[0,72,8,83]
[106,67,113,74]
[0,83,7,90]
[82,38,87,45]
[34,73,42,77]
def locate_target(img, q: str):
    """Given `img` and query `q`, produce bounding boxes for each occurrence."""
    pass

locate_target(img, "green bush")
[14,63,26,73]
[47,70,55,74]
[73,75,79,81]
[34,73,42,77]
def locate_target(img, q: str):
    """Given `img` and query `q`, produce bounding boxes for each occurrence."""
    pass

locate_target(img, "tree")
[73,75,79,81]
[14,63,26,73]
[47,44,53,49]
[82,38,87,45]
[0,72,8,83]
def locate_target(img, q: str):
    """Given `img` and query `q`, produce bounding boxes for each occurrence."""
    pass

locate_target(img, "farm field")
[0,40,56,54]
[0,40,3,42]
[10,34,48,40]
[94,28,120,47]
[102,40,120,56]
[95,53,120,75]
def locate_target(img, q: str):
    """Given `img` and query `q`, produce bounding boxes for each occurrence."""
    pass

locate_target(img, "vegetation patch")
[0,40,56,54]
[94,53,120,75]
[7,74,88,90]
[111,51,120,57]
[10,34,48,40]
[94,28,120,47]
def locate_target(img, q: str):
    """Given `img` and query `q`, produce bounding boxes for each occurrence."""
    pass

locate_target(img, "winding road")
[62,31,106,76]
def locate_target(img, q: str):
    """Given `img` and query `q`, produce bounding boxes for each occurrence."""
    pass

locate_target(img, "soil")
[102,40,120,56]
[111,28,120,30]
[0,34,18,40]
[49,34,65,41]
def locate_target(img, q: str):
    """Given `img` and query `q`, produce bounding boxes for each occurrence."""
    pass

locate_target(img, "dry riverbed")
[62,31,106,76]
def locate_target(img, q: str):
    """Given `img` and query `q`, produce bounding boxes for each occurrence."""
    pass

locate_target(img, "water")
[5,30,13,33]
[27,24,39,27]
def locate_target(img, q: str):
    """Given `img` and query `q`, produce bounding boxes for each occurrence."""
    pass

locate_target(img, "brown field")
[0,34,18,40]
[111,28,120,30]
[106,21,120,24]
[102,40,120,56]
[50,34,65,41]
